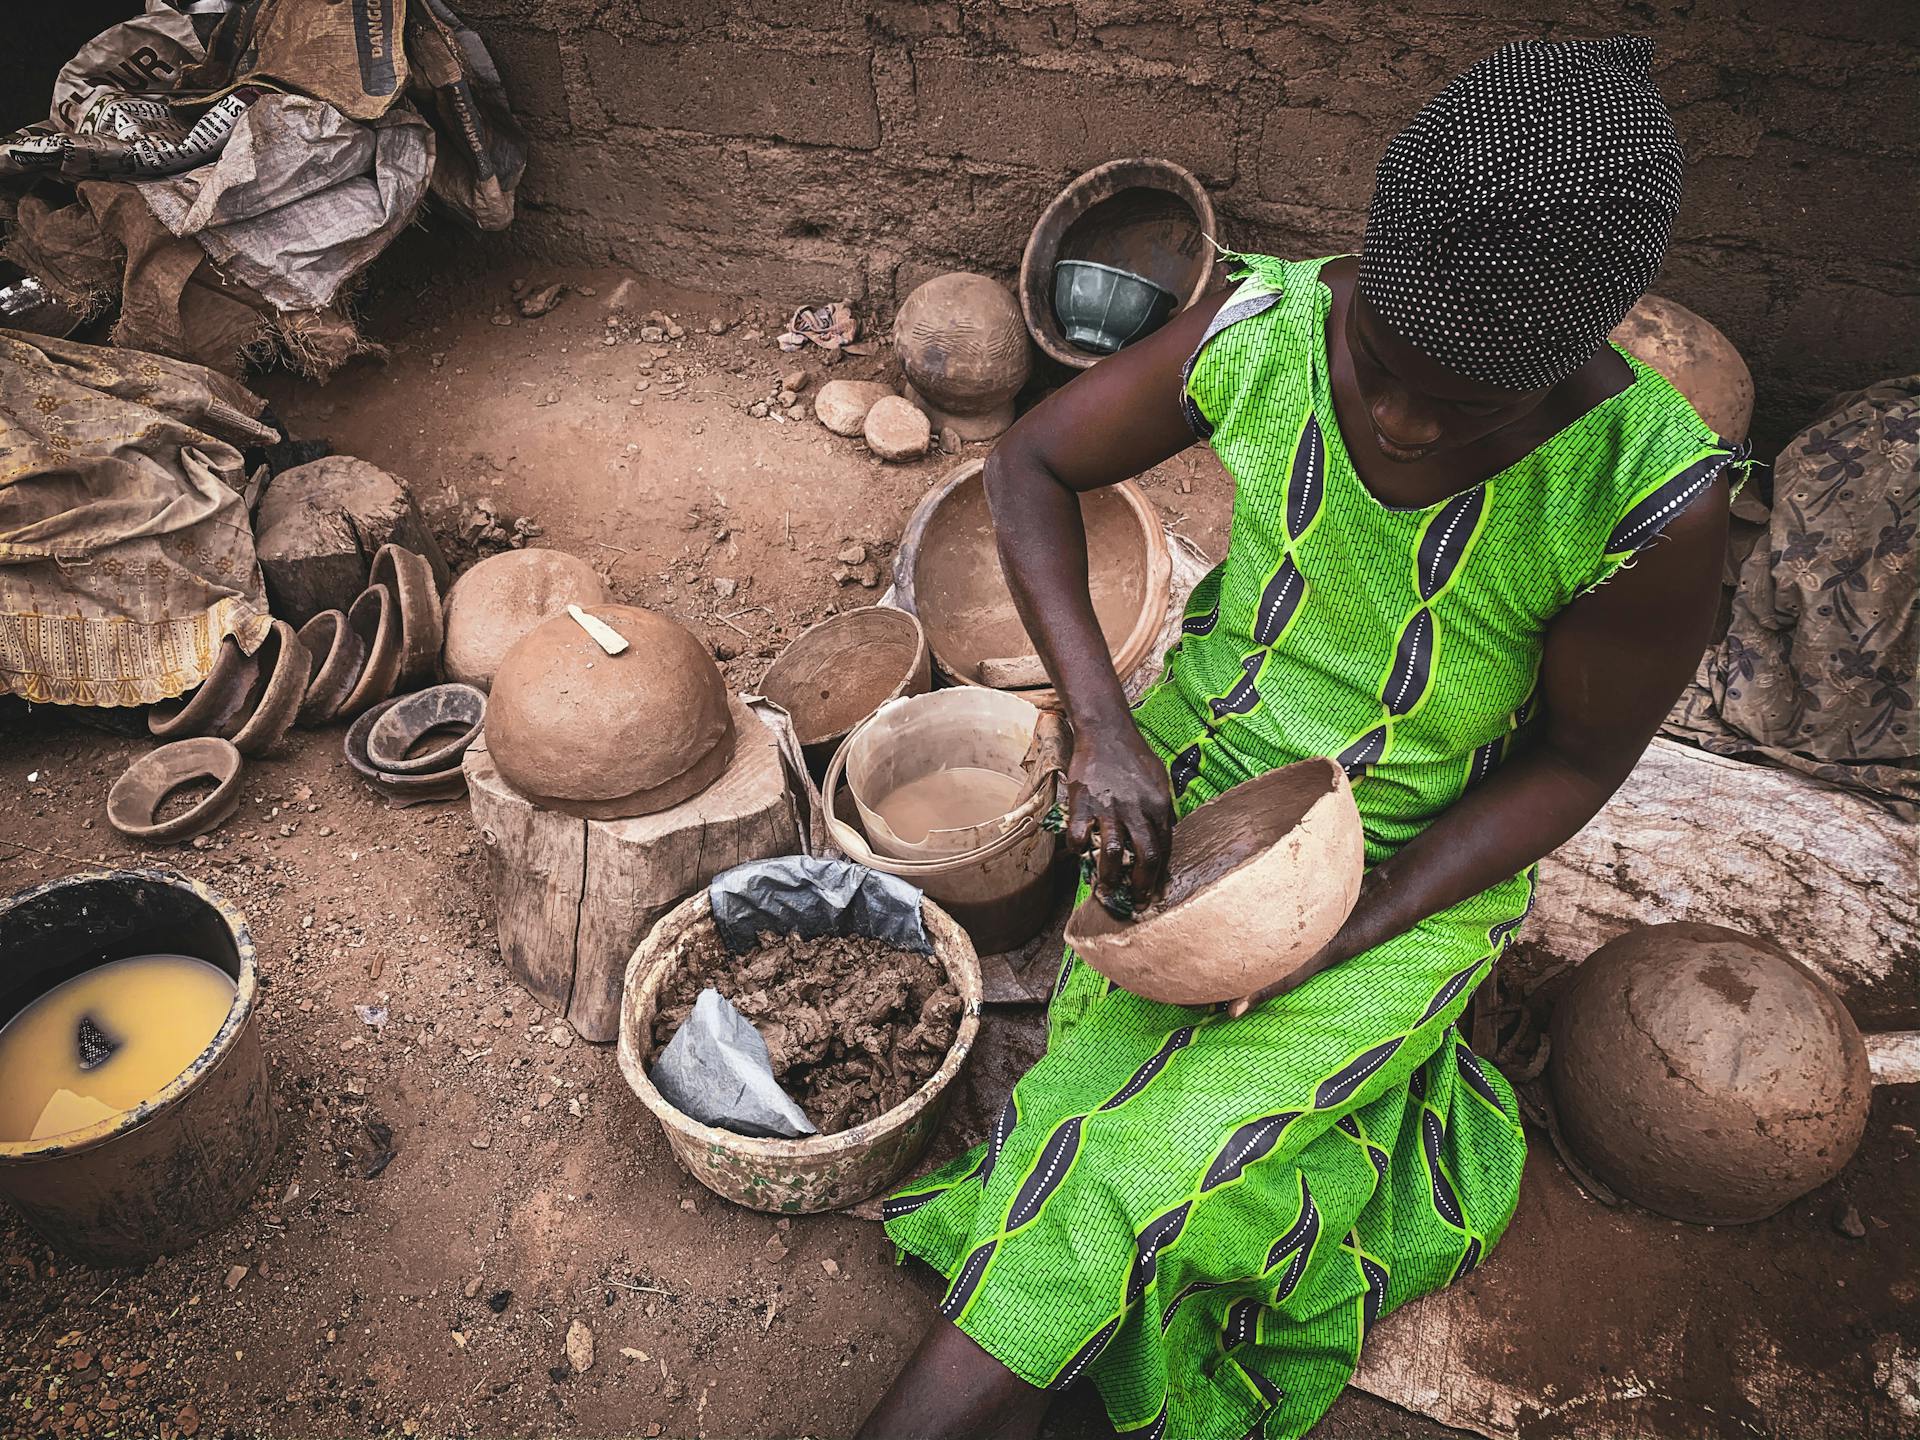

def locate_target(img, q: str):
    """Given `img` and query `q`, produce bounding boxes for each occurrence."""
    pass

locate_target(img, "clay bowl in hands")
[295,608,367,726]
[106,737,245,844]
[147,634,259,740]
[365,683,486,774]
[369,544,444,689]
[228,619,310,757]
[338,584,403,717]
[1065,758,1365,1006]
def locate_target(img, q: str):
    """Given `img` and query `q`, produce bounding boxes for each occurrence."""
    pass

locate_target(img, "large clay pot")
[485,605,736,820]
[1549,922,1872,1225]
[1019,157,1222,369]
[893,272,1032,441]
[441,548,609,692]
[1610,294,1754,443]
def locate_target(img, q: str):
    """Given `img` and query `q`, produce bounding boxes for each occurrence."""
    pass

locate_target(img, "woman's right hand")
[1063,716,1175,911]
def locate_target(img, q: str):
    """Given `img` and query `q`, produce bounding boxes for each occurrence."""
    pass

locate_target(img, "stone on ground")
[814,379,895,437]
[254,456,449,627]
[864,396,932,461]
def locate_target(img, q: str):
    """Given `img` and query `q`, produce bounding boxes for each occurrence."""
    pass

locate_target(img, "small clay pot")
[373,764,469,807]
[227,620,310,757]
[338,585,403,718]
[365,683,486,774]
[343,694,407,785]
[893,272,1032,441]
[106,737,245,844]
[294,609,366,727]
[1065,759,1364,1006]
[368,544,444,689]
[147,635,259,740]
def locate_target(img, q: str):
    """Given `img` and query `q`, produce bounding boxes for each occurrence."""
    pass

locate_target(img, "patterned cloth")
[1666,376,1918,816]
[1360,36,1683,391]
[0,330,274,706]
[885,255,1737,1440]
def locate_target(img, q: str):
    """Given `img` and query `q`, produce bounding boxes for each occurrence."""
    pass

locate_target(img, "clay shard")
[1065,759,1364,1006]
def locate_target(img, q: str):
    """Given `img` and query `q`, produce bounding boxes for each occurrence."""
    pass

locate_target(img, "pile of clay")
[652,931,960,1134]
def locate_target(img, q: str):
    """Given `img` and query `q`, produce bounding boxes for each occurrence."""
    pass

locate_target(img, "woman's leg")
[857,1318,1048,1440]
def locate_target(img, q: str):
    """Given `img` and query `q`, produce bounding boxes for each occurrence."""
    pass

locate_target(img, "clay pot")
[344,695,468,806]
[367,544,443,689]
[294,609,366,727]
[893,459,1171,701]
[106,737,245,844]
[227,620,310,757]
[338,584,403,717]
[147,635,259,741]
[1610,294,1754,443]
[893,272,1032,441]
[1019,157,1221,369]
[343,694,406,785]
[1065,759,1364,1006]
[485,605,737,820]
[441,548,609,692]
[758,607,931,773]
[365,683,486,774]
[1548,922,1872,1225]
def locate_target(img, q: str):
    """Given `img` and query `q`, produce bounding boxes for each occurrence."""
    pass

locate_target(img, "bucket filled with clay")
[0,869,276,1266]
[824,690,1064,953]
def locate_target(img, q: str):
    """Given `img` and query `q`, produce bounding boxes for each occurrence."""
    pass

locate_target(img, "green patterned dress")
[885,255,1739,1440]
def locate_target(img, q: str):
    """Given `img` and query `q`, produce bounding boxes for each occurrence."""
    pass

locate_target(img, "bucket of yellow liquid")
[0,869,276,1266]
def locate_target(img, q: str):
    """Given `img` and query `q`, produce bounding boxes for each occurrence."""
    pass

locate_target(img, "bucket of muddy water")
[824,690,1064,953]
[0,869,276,1266]
[617,884,981,1213]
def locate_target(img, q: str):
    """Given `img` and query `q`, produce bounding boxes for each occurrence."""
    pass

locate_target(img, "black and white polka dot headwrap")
[1358,36,1684,392]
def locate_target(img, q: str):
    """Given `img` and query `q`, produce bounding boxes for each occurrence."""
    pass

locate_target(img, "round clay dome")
[1610,294,1755,443]
[442,548,610,691]
[484,606,736,819]
[1549,922,1871,1226]
[893,272,1032,441]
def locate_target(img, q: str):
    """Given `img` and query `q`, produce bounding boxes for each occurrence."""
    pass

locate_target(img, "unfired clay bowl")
[365,683,486,774]
[758,607,931,772]
[106,737,245,844]
[147,635,259,741]
[339,584,403,717]
[294,608,366,727]
[1549,922,1872,1225]
[368,544,444,689]
[441,548,609,691]
[228,619,310,757]
[1066,758,1365,1006]
[485,605,736,820]
[343,694,407,785]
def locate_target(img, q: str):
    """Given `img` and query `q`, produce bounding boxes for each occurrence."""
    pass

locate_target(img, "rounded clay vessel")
[106,737,245,844]
[1610,294,1754,443]
[294,609,366,726]
[1549,922,1871,1225]
[485,605,736,819]
[758,607,931,771]
[365,682,487,774]
[227,619,310,757]
[441,548,608,691]
[1065,759,1365,1006]
[338,584,403,717]
[893,272,1031,441]
[367,544,444,689]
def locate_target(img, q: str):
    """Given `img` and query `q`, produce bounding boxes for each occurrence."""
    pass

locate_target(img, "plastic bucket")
[843,689,1050,860]
[824,695,1064,955]
[0,869,277,1266]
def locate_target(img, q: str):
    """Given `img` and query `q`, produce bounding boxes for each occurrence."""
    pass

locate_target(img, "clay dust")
[653,931,960,1133]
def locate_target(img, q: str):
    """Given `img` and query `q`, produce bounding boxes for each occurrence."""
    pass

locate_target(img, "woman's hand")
[1064,716,1174,910]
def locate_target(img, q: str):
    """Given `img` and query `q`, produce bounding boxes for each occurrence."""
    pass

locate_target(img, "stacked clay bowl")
[345,683,486,806]
[1065,759,1366,1006]
[485,605,735,820]
[294,544,442,726]
[146,620,308,758]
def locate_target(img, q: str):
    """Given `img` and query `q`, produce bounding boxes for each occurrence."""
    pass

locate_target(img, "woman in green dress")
[862,37,1745,1440]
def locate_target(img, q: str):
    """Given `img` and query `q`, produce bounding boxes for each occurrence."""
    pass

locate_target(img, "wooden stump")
[465,695,799,1041]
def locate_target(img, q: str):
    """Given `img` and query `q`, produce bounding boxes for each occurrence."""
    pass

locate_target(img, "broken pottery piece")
[1549,922,1872,1225]
[367,544,443,689]
[893,272,1031,441]
[484,605,736,820]
[147,635,259,741]
[365,683,486,774]
[106,737,245,844]
[338,584,403,717]
[1065,759,1364,1006]
[228,619,311,757]
[441,547,609,691]
[294,608,366,727]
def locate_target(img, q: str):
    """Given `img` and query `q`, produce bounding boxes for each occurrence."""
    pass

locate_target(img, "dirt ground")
[0,240,1473,1440]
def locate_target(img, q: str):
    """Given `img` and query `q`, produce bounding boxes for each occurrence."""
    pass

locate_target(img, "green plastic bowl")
[1052,260,1179,355]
